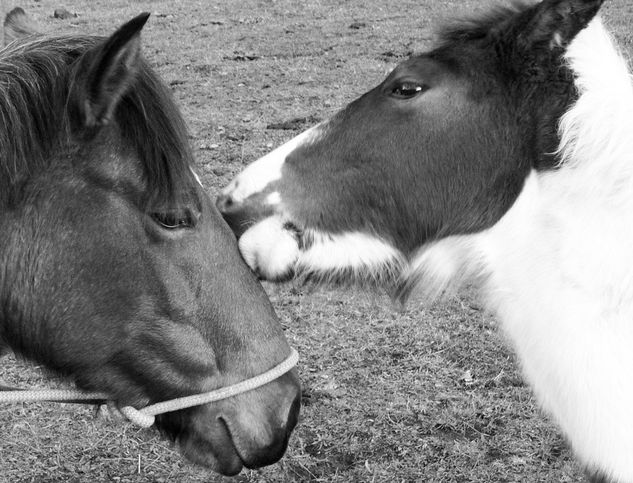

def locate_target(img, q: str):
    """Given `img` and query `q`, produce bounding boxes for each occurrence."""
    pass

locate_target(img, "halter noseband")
[0,348,299,428]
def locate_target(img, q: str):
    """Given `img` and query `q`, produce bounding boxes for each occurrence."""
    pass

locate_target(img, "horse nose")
[231,370,301,469]
[169,369,300,473]
[216,193,248,237]
[216,192,273,239]
[215,192,235,213]
[244,383,301,469]
[216,194,248,238]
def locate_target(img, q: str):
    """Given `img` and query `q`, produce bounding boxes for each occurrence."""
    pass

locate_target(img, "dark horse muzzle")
[163,370,301,475]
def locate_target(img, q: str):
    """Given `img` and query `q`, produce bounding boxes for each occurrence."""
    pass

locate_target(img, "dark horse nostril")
[242,400,300,470]
[215,193,234,213]
[240,382,301,470]
[286,391,301,434]
[216,191,277,239]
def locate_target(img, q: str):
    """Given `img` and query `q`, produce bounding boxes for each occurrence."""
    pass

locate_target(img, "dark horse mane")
[0,33,197,206]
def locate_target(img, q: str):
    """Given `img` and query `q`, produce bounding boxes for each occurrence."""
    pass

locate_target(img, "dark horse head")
[0,12,299,475]
[217,0,604,287]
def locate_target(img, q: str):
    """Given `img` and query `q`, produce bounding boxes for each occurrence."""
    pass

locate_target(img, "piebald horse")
[218,0,633,480]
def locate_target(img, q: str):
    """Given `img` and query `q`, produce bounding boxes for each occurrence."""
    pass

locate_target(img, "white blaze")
[221,123,325,203]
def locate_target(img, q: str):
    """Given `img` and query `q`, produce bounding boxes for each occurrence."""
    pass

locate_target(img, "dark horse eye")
[151,209,195,229]
[391,82,427,99]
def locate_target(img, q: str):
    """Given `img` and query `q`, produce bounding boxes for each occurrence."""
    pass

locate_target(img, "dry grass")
[1,0,632,481]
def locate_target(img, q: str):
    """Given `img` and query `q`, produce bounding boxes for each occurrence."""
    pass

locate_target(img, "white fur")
[221,124,325,203]
[238,215,405,283]
[265,191,281,206]
[239,216,300,280]
[406,18,633,481]
[296,229,404,282]
[401,234,487,302]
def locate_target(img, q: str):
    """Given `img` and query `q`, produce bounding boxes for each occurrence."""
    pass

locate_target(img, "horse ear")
[70,12,150,129]
[509,0,604,52]
[3,7,40,45]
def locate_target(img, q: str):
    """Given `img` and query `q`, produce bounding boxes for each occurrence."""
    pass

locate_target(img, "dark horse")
[0,11,299,476]
[218,0,633,480]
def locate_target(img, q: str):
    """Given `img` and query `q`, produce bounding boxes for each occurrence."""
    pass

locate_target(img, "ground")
[1,0,632,482]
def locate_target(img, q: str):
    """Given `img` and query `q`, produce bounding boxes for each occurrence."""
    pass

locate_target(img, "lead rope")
[0,348,299,429]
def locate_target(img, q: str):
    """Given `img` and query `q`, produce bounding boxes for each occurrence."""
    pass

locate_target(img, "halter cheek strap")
[0,348,299,429]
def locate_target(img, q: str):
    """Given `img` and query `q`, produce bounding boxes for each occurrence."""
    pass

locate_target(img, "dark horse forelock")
[0,35,197,206]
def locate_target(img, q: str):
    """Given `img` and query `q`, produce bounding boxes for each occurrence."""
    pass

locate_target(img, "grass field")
[1,0,632,481]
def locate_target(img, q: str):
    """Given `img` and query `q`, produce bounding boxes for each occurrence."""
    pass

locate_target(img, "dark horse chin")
[0,9,299,474]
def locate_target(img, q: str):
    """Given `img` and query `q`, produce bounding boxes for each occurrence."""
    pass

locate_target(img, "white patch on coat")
[221,123,326,203]
[405,18,633,481]
[237,216,404,283]
[296,230,404,282]
[264,191,281,206]
[238,216,300,280]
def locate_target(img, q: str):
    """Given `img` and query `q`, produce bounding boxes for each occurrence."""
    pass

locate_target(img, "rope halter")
[0,348,299,428]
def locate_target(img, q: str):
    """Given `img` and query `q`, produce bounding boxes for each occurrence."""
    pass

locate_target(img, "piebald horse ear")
[69,12,150,130]
[507,0,605,52]
[3,7,40,45]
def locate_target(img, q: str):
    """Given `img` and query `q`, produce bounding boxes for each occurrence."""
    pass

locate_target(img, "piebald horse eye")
[151,209,196,229]
[391,82,427,99]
